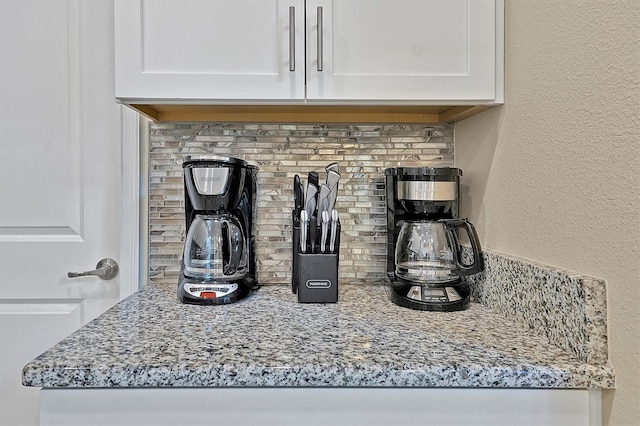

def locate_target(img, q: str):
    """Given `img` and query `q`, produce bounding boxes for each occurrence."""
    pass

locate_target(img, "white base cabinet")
[115,0,503,104]
[40,388,600,426]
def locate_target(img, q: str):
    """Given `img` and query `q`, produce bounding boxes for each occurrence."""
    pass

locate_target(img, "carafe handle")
[223,221,242,276]
[442,219,485,276]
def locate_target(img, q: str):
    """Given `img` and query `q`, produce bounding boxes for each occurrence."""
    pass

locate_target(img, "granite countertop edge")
[23,363,616,389]
[22,282,616,390]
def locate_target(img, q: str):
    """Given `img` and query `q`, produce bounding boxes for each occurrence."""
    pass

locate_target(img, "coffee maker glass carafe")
[395,218,483,285]
[183,214,248,281]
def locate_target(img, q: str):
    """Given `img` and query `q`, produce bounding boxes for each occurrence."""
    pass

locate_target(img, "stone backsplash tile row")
[148,122,453,284]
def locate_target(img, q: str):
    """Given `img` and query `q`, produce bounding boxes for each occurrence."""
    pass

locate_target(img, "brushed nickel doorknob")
[67,258,119,281]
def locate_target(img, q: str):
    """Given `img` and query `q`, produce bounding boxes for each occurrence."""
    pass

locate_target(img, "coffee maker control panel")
[185,283,239,300]
[406,285,462,303]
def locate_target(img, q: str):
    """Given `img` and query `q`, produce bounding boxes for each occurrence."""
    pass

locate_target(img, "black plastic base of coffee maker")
[387,275,470,312]
[177,275,254,305]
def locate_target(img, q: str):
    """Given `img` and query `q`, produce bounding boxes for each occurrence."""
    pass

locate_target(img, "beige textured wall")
[454,1,639,424]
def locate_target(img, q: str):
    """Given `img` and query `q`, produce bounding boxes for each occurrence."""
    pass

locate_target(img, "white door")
[114,0,306,102]
[0,1,139,425]
[306,0,498,102]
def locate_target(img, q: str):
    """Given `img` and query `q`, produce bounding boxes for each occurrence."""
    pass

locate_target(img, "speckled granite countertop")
[22,282,614,389]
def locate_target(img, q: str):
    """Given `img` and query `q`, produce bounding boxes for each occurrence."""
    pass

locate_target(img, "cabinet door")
[115,0,305,101]
[306,0,499,102]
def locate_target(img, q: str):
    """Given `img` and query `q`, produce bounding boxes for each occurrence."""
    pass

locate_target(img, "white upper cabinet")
[306,0,500,102]
[115,0,306,101]
[115,0,503,105]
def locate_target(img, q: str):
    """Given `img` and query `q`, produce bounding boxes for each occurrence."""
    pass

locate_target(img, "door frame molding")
[119,107,142,299]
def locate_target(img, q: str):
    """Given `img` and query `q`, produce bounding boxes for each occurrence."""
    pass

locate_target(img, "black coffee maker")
[178,155,258,305]
[385,167,484,312]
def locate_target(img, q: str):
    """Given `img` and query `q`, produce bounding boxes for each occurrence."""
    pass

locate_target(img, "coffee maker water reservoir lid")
[384,166,462,179]
[386,167,461,203]
[183,156,252,196]
[183,155,249,167]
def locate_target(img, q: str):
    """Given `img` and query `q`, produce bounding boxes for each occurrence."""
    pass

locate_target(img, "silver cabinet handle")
[68,258,119,281]
[289,6,295,72]
[317,6,323,72]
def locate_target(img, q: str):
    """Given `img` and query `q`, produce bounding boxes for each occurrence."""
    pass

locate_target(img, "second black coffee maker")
[385,167,484,311]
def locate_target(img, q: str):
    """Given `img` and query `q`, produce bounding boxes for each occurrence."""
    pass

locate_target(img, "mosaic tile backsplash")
[149,122,453,285]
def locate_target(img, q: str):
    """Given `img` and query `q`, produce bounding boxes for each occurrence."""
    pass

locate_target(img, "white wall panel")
[0,0,82,241]
[0,300,83,426]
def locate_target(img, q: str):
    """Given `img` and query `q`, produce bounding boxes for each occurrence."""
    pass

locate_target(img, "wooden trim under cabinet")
[125,104,495,124]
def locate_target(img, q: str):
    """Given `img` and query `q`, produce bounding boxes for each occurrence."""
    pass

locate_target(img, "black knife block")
[292,211,340,303]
